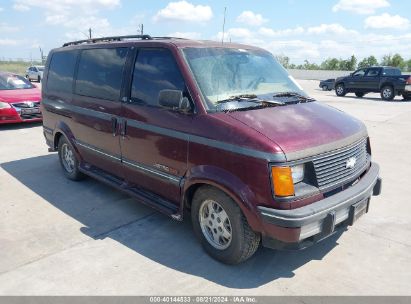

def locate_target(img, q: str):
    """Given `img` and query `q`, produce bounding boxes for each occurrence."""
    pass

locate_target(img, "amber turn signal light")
[271,166,295,197]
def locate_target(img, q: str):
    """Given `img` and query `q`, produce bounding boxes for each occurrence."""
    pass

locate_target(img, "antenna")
[221,7,227,44]
[88,28,92,39]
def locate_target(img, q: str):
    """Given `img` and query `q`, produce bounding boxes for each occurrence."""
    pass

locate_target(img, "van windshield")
[182,47,307,112]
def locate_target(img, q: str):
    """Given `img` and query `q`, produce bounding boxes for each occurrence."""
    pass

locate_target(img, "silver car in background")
[25,65,44,82]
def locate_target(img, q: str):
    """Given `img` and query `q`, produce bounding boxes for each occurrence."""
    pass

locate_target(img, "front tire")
[335,84,346,96]
[191,186,260,264]
[355,92,364,98]
[58,136,84,181]
[381,85,394,101]
[37,75,41,82]
[322,85,328,91]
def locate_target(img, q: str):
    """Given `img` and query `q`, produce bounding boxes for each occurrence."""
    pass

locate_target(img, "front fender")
[183,165,264,232]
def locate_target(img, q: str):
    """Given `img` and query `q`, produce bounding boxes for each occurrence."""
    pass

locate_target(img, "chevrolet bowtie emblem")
[346,157,357,169]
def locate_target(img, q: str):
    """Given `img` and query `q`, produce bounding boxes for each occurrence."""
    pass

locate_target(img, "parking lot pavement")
[1,79,411,295]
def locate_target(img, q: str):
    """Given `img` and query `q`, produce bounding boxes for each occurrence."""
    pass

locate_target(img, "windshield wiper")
[272,92,315,103]
[216,94,260,104]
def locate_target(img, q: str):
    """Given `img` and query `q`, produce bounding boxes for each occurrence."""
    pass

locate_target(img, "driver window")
[366,69,379,77]
[131,48,186,107]
[353,69,366,77]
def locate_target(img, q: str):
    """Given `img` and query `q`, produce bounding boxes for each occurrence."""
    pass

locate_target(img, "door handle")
[111,117,117,136]
[120,120,127,139]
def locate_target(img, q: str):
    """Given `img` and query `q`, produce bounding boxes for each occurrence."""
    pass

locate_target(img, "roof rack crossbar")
[62,34,152,47]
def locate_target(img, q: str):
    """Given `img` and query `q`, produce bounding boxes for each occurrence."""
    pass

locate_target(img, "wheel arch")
[380,82,394,90]
[182,166,264,233]
[53,121,82,160]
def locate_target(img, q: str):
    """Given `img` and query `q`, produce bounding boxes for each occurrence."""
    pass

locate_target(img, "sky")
[0,0,410,63]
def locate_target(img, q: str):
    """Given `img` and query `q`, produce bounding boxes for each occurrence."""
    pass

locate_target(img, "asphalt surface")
[1,80,410,295]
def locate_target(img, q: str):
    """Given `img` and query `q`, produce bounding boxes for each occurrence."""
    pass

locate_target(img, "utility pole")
[221,7,227,44]
[138,24,144,35]
[39,47,43,64]
[88,28,92,39]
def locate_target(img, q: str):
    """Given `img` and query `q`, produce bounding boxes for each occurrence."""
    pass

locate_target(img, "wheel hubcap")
[199,200,232,250]
[61,143,75,173]
[337,86,343,94]
[383,88,392,98]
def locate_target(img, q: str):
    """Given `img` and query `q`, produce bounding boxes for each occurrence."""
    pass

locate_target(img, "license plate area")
[349,199,369,225]
[21,108,40,115]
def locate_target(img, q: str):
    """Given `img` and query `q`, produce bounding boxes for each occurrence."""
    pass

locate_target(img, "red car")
[0,72,42,124]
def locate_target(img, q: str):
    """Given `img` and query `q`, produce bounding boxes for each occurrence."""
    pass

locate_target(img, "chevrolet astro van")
[41,35,382,264]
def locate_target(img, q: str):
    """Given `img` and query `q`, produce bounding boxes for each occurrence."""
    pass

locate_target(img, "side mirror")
[158,89,191,112]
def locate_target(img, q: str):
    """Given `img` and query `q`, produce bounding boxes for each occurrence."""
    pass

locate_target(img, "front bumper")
[258,162,381,250]
[0,107,42,124]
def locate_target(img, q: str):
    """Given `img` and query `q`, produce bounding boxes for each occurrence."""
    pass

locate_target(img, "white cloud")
[267,40,321,60]
[0,39,20,46]
[258,26,304,37]
[168,32,202,39]
[236,11,268,27]
[153,1,213,23]
[0,23,21,32]
[0,7,4,12]
[365,13,410,30]
[13,4,30,11]
[332,0,390,15]
[12,0,120,13]
[307,23,359,36]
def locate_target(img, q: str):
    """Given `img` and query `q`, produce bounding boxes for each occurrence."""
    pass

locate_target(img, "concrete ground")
[0,80,410,295]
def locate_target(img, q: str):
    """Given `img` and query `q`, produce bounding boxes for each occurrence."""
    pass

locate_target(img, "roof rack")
[62,34,153,47]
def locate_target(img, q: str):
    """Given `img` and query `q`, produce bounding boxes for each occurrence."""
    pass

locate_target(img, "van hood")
[227,102,367,161]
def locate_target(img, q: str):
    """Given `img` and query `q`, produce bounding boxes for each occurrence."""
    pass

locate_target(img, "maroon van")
[41,35,381,264]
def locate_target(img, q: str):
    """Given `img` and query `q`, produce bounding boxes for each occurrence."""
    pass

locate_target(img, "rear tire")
[355,92,364,98]
[322,85,328,91]
[402,93,411,101]
[191,186,260,265]
[335,84,346,96]
[58,136,85,181]
[37,75,41,82]
[381,85,394,101]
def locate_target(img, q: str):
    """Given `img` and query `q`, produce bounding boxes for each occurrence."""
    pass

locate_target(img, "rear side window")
[75,48,128,101]
[131,48,185,107]
[383,69,401,76]
[47,51,78,93]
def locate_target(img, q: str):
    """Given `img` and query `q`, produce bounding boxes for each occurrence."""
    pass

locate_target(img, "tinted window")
[47,51,78,93]
[75,48,128,101]
[383,68,401,76]
[131,48,185,106]
[366,69,380,77]
[353,69,366,77]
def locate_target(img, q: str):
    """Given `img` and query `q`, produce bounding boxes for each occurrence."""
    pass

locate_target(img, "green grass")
[0,61,43,76]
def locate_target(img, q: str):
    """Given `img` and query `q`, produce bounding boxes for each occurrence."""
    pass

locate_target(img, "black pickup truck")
[335,66,411,101]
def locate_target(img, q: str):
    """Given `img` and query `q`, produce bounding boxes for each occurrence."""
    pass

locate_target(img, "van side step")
[79,165,181,219]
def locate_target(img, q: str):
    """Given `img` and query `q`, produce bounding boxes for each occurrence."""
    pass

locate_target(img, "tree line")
[277,54,411,72]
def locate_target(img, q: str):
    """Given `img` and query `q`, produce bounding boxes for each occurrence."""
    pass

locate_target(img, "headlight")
[291,164,305,184]
[271,164,305,197]
[0,101,11,109]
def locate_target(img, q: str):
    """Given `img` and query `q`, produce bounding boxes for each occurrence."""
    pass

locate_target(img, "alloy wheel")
[199,199,232,250]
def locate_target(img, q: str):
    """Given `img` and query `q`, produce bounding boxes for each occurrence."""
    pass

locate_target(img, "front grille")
[11,101,40,108]
[11,101,42,120]
[313,138,369,191]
